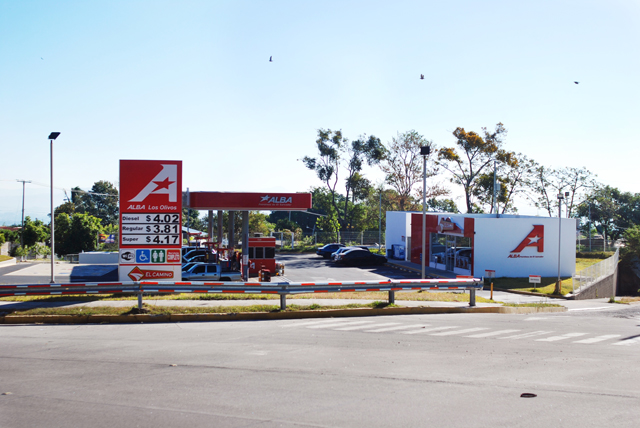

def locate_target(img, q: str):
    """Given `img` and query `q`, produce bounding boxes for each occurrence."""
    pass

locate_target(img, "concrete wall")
[574,274,616,300]
[78,252,119,264]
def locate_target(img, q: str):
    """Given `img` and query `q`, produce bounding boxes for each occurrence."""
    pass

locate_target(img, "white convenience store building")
[386,212,576,278]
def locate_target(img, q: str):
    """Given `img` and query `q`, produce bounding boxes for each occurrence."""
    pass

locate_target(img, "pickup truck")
[181,263,242,281]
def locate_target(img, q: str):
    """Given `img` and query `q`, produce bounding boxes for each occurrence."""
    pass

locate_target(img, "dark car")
[316,243,345,259]
[331,246,370,260]
[335,248,387,266]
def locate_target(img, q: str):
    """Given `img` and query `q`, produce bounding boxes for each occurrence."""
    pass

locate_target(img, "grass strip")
[486,258,604,296]
[0,255,12,262]
[0,302,398,316]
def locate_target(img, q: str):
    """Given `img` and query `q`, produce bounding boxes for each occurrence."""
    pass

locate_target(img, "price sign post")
[118,160,182,282]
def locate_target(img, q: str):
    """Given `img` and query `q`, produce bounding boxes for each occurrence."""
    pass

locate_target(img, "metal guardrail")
[0,278,483,310]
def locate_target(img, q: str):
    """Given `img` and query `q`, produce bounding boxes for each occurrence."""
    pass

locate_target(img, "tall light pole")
[16,179,31,249]
[378,188,382,252]
[554,192,564,295]
[49,132,60,284]
[421,145,431,279]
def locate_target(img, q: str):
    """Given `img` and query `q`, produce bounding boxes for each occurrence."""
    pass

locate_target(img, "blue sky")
[1,0,639,224]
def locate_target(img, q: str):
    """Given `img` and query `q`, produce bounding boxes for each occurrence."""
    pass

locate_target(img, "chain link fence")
[571,249,619,295]
[274,231,385,248]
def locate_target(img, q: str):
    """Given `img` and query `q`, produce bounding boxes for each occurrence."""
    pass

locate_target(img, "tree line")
[299,124,640,249]
[3,123,639,255]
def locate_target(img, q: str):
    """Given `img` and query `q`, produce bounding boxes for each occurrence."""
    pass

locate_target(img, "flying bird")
[269,56,273,62]
[41,57,43,60]
[574,81,579,84]
[420,74,424,80]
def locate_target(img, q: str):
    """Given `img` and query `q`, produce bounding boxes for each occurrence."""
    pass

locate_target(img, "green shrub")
[576,251,614,259]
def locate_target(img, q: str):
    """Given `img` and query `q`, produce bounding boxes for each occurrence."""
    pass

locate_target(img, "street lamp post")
[420,145,431,279]
[48,132,60,284]
[554,192,564,295]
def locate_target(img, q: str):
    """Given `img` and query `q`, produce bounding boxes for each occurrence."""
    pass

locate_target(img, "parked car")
[335,248,387,266]
[182,254,206,264]
[181,262,200,272]
[181,263,242,281]
[331,246,369,260]
[316,243,345,259]
[432,247,471,264]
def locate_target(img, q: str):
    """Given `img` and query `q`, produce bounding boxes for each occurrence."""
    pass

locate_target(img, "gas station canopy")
[183,192,312,211]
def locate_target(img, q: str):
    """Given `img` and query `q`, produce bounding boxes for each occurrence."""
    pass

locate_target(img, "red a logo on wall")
[512,225,544,253]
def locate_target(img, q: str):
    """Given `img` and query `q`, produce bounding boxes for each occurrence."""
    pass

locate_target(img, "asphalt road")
[278,253,420,282]
[1,310,639,427]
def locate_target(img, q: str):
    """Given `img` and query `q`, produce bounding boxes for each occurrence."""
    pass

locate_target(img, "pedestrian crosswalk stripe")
[402,326,459,335]
[431,327,489,336]
[282,319,350,328]
[364,324,427,333]
[612,336,640,346]
[499,330,554,340]
[334,322,399,331]
[536,332,588,342]
[466,329,520,338]
[573,334,621,344]
[307,320,375,329]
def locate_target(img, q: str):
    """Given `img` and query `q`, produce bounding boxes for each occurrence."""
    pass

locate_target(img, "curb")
[0,305,567,324]
[0,258,16,269]
[491,287,570,300]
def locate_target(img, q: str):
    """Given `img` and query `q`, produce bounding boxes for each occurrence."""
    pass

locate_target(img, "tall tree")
[381,130,448,211]
[575,186,622,244]
[437,123,511,213]
[22,216,49,247]
[54,212,104,256]
[531,166,597,217]
[303,129,385,229]
[72,181,119,225]
[472,153,537,214]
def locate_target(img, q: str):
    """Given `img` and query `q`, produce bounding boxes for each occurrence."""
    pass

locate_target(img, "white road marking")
[573,334,621,344]
[281,319,351,328]
[466,329,520,338]
[334,322,399,331]
[612,336,640,346]
[536,333,588,342]
[431,327,489,336]
[500,331,554,340]
[567,307,613,312]
[307,320,375,329]
[402,326,459,335]
[364,324,426,332]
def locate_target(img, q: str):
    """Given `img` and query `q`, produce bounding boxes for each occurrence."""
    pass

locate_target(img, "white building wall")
[473,217,576,278]
[385,211,413,260]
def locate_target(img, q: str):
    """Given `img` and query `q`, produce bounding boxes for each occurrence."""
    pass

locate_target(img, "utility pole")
[16,179,31,248]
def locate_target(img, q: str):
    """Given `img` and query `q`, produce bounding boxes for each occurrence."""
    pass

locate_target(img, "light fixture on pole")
[48,132,60,284]
[554,192,564,295]
[420,145,431,279]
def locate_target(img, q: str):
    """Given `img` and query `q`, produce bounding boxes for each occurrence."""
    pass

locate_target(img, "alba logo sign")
[130,164,178,203]
[120,160,182,212]
[508,225,544,259]
[259,195,293,205]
